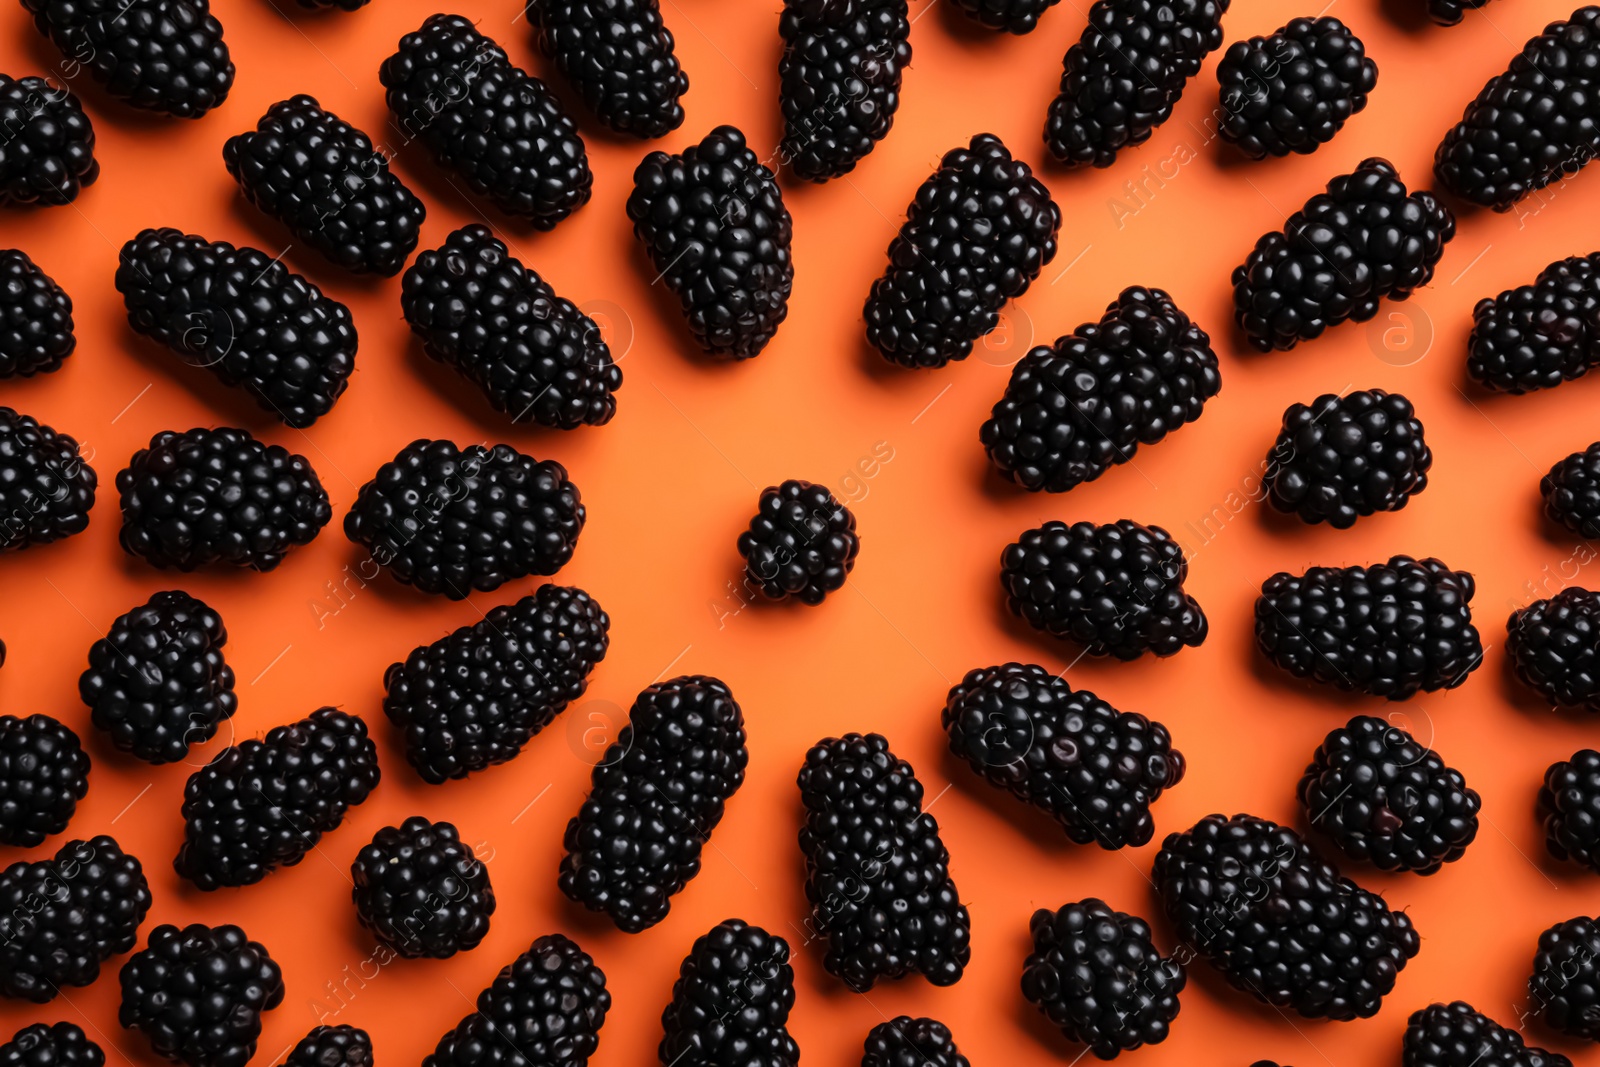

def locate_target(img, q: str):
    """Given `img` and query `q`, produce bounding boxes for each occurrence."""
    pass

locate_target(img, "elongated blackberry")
[1530,916,1600,1039]
[1509,588,1600,712]
[527,0,687,139]
[1470,255,1600,393]
[0,250,72,378]
[0,1023,102,1067]
[1403,1002,1571,1067]
[383,585,609,783]
[1216,18,1376,160]
[0,408,95,552]
[659,920,798,1067]
[0,714,88,848]
[174,708,380,890]
[400,224,620,429]
[1541,749,1600,871]
[281,1027,371,1067]
[223,96,425,276]
[736,479,859,604]
[0,77,96,207]
[864,134,1059,368]
[1544,443,1600,539]
[352,817,494,958]
[560,675,747,932]
[981,286,1220,492]
[949,0,1060,32]
[1264,390,1431,527]
[861,1018,966,1067]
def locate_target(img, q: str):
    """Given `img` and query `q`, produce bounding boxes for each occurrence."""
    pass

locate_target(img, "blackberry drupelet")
[1154,812,1420,1019]
[627,126,793,358]
[777,0,912,181]
[223,95,425,276]
[1530,916,1600,1038]
[0,77,96,207]
[117,426,331,572]
[948,0,1060,32]
[118,923,283,1067]
[1541,749,1600,871]
[174,708,380,890]
[1022,899,1185,1058]
[1403,1002,1571,1067]
[1215,18,1376,160]
[0,408,95,552]
[560,675,747,932]
[351,817,495,958]
[861,1018,967,1067]
[344,439,585,598]
[281,1027,372,1067]
[798,732,970,991]
[1469,255,1600,393]
[1544,443,1600,539]
[0,1023,103,1067]
[981,286,1220,492]
[400,224,621,429]
[527,0,687,138]
[659,920,798,1067]
[0,250,73,378]
[383,585,609,783]
[1508,588,1600,712]
[1427,0,1491,23]
[864,134,1059,368]
[736,479,859,604]
[0,714,88,847]
[1264,390,1432,527]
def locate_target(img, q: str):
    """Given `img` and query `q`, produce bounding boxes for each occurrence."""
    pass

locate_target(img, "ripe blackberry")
[948,0,1060,32]
[1215,18,1376,160]
[0,250,73,378]
[223,95,425,276]
[527,0,687,138]
[1403,1002,1571,1067]
[424,934,609,1067]
[174,708,380,890]
[1469,255,1600,393]
[980,286,1220,492]
[381,15,592,228]
[735,479,859,604]
[1544,443,1600,539]
[1022,899,1185,1058]
[861,1018,967,1067]
[400,224,621,429]
[798,732,970,991]
[659,920,798,1067]
[1264,390,1431,527]
[0,1023,102,1067]
[864,134,1059,368]
[281,1027,371,1067]
[0,714,88,848]
[1426,0,1491,23]
[1509,588,1600,712]
[560,675,747,933]
[344,439,584,599]
[1153,812,1420,1019]
[116,426,331,572]
[351,817,494,958]
[1530,916,1600,1038]
[0,77,97,207]
[1541,749,1600,871]
[0,408,95,552]
[627,126,793,358]
[1044,0,1227,168]
[777,0,912,181]
[383,585,609,783]
[118,923,283,1067]
[0,836,151,1002]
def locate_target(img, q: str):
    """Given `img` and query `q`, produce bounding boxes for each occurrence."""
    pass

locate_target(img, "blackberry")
[118,923,283,1067]
[526,0,687,139]
[627,126,793,359]
[222,96,425,276]
[942,663,1184,848]
[1215,18,1376,160]
[1509,588,1600,712]
[115,228,356,428]
[382,585,609,783]
[1530,916,1600,1038]
[948,0,1060,32]
[860,1018,967,1067]
[173,707,380,890]
[1544,443,1600,539]
[344,439,585,599]
[0,836,151,1002]
[281,1027,371,1067]
[1541,749,1600,871]
[116,426,331,572]
[980,286,1220,492]
[659,920,798,1067]
[1469,255,1600,393]
[560,675,747,933]
[0,77,96,207]
[0,1024,102,1067]
[0,714,88,847]
[798,732,970,991]
[735,479,859,604]
[1044,0,1227,168]
[0,250,73,378]
[777,0,912,181]
[381,15,592,228]
[1021,899,1185,1058]
[1403,1002,1571,1067]
[1427,0,1492,26]
[1264,390,1431,527]
[0,408,95,552]
[400,224,621,429]
[424,934,610,1067]
[864,134,1059,368]
[351,817,494,958]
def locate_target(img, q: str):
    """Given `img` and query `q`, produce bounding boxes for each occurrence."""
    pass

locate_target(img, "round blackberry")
[861,1018,967,1067]
[1530,916,1600,1039]
[0,408,96,552]
[1264,390,1431,527]
[174,708,380,890]
[1022,899,1185,1058]
[1541,749,1600,871]
[0,77,97,207]
[281,1027,372,1067]
[1469,255,1600,393]
[864,134,1059,368]
[1509,588,1600,712]
[118,923,283,1067]
[383,585,610,783]
[0,250,72,378]
[735,479,859,604]
[1233,158,1454,352]
[0,714,88,848]
[1543,442,1600,539]
[627,125,793,359]
[527,0,687,138]
[1404,1002,1571,1067]
[560,675,747,933]
[1427,0,1491,24]
[400,224,621,429]
[1215,18,1376,160]
[948,0,1060,32]
[981,286,1220,492]
[798,732,970,991]
[116,426,331,572]
[0,1023,103,1067]
[352,818,493,959]
[659,920,797,1067]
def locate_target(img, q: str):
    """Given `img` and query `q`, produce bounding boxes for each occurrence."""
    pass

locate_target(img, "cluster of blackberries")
[0,713,89,847]
[861,1018,968,1067]
[1542,442,1600,539]
[1215,18,1376,159]
[736,479,859,604]
[1541,749,1600,872]
[0,408,96,553]
[1403,1002,1570,1067]
[1263,390,1431,528]
[659,920,797,1067]
[528,0,688,138]
[351,817,494,958]
[1468,254,1600,393]
[0,250,73,378]
[1508,588,1600,712]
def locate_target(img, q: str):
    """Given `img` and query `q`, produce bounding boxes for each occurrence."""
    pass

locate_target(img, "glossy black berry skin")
[1470,255,1600,393]
[0,250,73,378]
[0,77,97,207]
[948,0,1060,32]
[1265,390,1431,527]
[1509,588,1600,712]
[736,479,859,604]
[0,1023,103,1067]
[1403,1002,1571,1067]
[351,817,494,959]
[1544,442,1600,540]
[1215,18,1376,159]
[1426,0,1491,23]
[0,714,88,848]
[281,1027,372,1067]
[1530,916,1600,1039]
[527,0,688,139]
[659,920,798,1067]
[861,1018,967,1067]
[0,408,96,552]
[1541,749,1600,872]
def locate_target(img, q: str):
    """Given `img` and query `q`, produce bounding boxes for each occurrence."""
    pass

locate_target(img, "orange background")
[0,0,1597,1064]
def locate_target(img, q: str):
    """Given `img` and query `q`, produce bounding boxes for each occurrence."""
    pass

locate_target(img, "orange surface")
[1,0,1598,1064]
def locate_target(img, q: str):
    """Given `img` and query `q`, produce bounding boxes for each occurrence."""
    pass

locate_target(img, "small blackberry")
[864,134,1059,368]
[1403,1002,1571,1067]
[1541,749,1600,871]
[735,479,859,604]
[281,1027,372,1067]
[400,224,621,429]
[0,77,97,207]
[0,408,96,552]
[1427,0,1491,24]
[352,817,494,958]
[116,426,331,572]
[0,1023,103,1067]
[798,732,970,991]
[381,15,592,228]
[627,126,793,358]
[1022,899,1185,1058]
[659,920,798,1067]
[527,0,687,138]
[1469,255,1600,393]
[0,714,88,848]
[560,675,747,933]
[980,286,1220,492]
[1544,443,1600,539]
[0,250,73,378]
[948,0,1060,32]
[344,439,585,599]
[861,1018,967,1067]
[383,585,609,783]
[1530,916,1600,1039]
[1264,390,1431,527]
[223,95,426,276]
[1508,588,1600,712]
[174,708,380,890]
[1215,18,1376,160]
